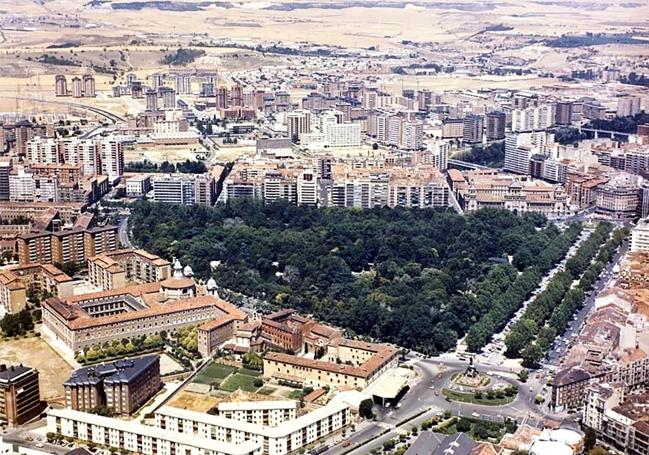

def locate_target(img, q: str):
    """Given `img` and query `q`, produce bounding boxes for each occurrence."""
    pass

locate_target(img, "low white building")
[125,174,152,198]
[155,400,350,455]
[47,408,261,455]
[323,123,361,148]
[216,401,296,427]
[631,218,649,253]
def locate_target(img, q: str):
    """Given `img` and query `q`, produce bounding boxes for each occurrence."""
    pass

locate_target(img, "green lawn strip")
[194,363,238,384]
[441,388,515,406]
[220,373,259,392]
[257,387,277,395]
[238,367,262,377]
[287,390,304,399]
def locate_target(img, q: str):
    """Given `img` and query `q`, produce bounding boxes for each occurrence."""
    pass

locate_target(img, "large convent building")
[42,259,247,355]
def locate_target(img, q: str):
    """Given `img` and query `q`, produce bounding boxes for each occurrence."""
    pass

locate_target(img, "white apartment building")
[216,401,296,428]
[400,119,424,150]
[376,114,423,150]
[61,138,99,176]
[72,77,83,98]
[30,137,121,181]
[287,110,311,141]
[174,75,192,95]
[427,140,450,171]
[125,174,152,198]
[387,116,402,146]
[152,174,214,206]
[511,104,556,132]
[47,409,260,455]
[617,97,642,117]
[9,167,36,202]
[583,384,625,433]
[153,175,196,205]
[154,401,350,455]
[388,181,449,208]
[300,133,326,148]
[9,167,59,203]
[98,139,124,184]
[154,120,184,135]
[631,218,649,252]
[330,177,374,209]
[222,180,260,203]
[363,90,378,109]
[329,169,447,209]
[297,169,318,205]
[323,123,361,148]
[376,115,389,142]
[541,158,562,182]
[297,111,361,149]
[263,172,297,204]
[27,137,60,164]
[504,131,551,174]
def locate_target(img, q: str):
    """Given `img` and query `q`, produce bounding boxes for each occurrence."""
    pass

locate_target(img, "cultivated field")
[0,0,645,90]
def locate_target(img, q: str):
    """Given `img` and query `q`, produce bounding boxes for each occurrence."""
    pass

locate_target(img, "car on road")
[472,412,480,417]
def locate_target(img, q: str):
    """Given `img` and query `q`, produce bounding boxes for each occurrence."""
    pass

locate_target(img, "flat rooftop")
[48,408,259,455]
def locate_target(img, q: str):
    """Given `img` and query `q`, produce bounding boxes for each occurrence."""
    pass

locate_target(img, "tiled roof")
[265,340,398,380]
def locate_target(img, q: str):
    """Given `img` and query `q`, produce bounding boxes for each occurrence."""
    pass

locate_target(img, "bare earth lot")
[0,336,72,402]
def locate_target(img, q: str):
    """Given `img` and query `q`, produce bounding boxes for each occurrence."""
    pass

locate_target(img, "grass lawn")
[220,373,259,392]
[194,363,237,384]
[287,390,304,400]
[239,367,262,377]
[257,387,277,395]
[441,388,515,406]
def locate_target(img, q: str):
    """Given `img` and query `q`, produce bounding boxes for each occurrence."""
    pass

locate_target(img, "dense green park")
[130,200,582,354]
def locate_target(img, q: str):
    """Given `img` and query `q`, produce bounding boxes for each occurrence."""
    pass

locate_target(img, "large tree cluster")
[130,200,581,354]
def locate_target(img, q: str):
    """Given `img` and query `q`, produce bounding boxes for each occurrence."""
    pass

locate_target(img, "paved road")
[545,239,628,369]
[322,224,621,455]
[479,227,593,362]
[2,424,71,455]
[118,215,134,248]
[324,355,546,455]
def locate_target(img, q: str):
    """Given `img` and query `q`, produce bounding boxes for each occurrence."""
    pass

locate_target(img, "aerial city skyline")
[0,1,648,455]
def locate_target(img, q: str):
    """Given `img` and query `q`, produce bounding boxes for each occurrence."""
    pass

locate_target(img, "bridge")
[447,159,493,171]
[4,96,126,124]
[576,127,632,139]
[68,101,125,123]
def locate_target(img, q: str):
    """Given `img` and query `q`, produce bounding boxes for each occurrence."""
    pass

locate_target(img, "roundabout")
[450,370,492,388]
[441,361,519,406]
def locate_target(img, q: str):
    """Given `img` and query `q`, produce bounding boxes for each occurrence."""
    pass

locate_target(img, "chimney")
[0,365,6,372]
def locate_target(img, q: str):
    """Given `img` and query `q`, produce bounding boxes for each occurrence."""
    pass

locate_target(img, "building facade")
[64,355,162,416]
[47,409,260,455]
[88,249,171,291]
[0,364,42,427]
